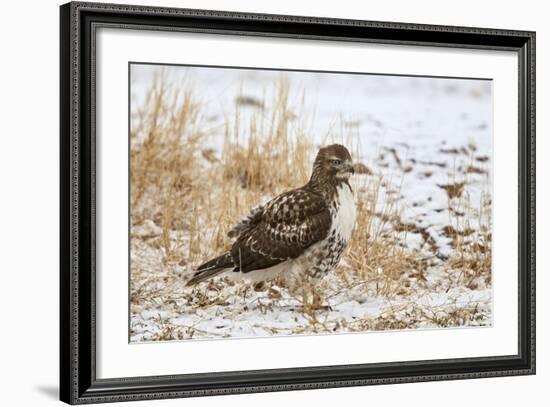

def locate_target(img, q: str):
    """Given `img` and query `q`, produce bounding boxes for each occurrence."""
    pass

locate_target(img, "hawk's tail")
[186,253,234,286]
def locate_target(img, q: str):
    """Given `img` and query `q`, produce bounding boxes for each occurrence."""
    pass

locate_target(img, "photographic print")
[60,5,535,402]
[129,63,493,343]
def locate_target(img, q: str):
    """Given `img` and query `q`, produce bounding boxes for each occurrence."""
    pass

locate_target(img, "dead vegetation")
[130,71,493,342]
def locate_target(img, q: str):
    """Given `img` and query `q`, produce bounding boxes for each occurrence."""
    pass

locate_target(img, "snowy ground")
[130,65,493,342]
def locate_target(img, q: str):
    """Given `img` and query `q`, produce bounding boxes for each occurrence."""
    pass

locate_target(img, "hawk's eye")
[331,159,342,165]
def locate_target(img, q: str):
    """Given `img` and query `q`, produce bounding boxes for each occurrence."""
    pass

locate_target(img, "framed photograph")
[60,1,536,404]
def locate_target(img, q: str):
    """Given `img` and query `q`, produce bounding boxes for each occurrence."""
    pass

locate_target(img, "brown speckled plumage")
[187,144,356,286]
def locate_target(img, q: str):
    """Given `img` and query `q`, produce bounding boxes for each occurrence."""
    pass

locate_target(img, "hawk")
[187,144,357,309]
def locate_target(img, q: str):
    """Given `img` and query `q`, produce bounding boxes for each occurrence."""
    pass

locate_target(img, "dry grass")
[129,72,492,341]
[443,147,493,289]
[131,75,317,266]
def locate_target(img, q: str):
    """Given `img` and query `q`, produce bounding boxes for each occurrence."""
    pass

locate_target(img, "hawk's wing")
[227,203,265,239]
[229,188,331,273]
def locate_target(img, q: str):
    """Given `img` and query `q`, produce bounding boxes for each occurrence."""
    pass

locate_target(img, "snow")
[130,266,491,342]
[130,234,492,342]
[130,65,493,342]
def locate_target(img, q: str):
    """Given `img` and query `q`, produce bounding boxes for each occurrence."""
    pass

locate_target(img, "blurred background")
[129,64,494,342]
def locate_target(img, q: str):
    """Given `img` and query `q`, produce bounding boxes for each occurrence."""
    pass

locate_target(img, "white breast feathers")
[333,183,357,241]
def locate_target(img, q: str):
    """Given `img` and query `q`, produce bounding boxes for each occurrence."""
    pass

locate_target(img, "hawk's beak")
[347,162,355,174]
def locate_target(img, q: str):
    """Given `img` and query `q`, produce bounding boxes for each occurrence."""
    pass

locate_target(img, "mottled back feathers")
[230,188,331,273]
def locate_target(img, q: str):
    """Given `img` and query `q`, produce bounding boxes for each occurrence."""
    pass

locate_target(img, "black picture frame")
[60,1,536,404]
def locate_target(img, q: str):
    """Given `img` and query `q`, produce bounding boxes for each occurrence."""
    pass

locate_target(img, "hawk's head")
[311,144,355,182]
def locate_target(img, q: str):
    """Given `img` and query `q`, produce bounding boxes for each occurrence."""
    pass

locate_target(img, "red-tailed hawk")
[187,144,357,308]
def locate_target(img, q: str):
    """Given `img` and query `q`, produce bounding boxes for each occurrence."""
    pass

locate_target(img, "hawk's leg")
[300,285,332,318]
[311,287,332,312]
[312,289,322,310]
[301,286,311,316]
